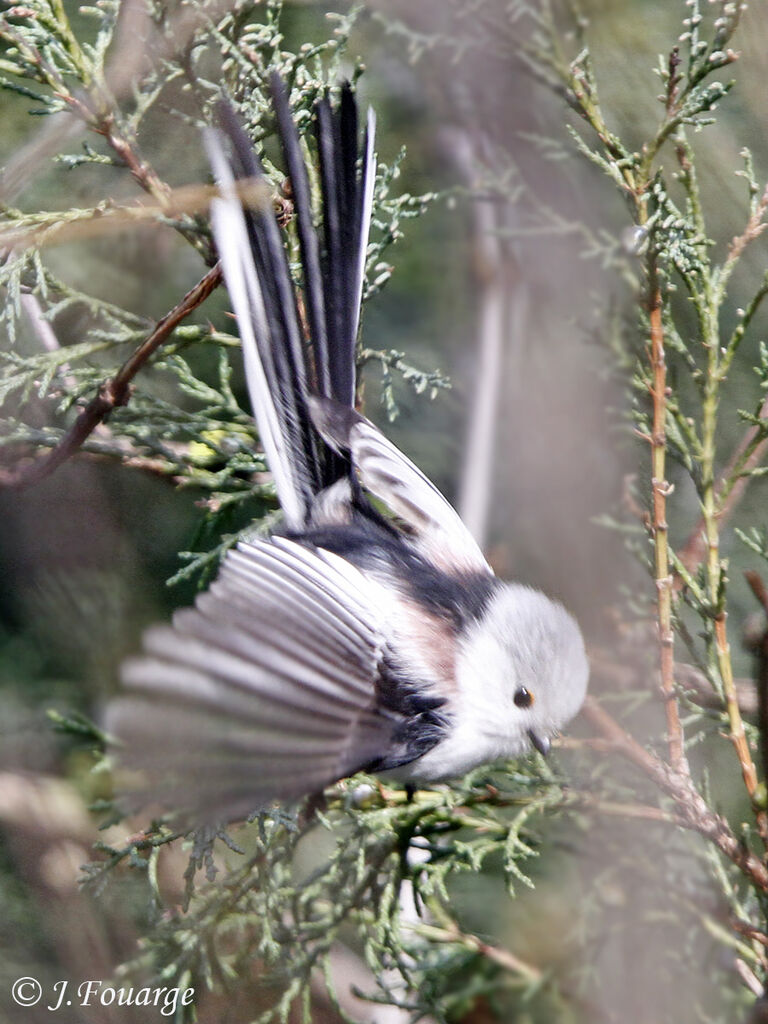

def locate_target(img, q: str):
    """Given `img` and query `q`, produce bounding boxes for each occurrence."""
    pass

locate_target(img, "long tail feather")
[314,83,374,408]
[206,80,376,527]
[205,122,317,527]
[206,144,308,528]
[270,75,331,400]
[354,108,377,343]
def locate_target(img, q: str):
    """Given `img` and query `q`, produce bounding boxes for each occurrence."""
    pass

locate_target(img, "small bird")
[107,77,589,824]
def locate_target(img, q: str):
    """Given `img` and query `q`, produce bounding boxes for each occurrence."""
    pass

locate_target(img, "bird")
[106,75,589,825]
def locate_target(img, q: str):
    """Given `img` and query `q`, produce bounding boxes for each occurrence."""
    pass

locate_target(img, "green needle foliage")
[5,1,768,1023]
[0,0,444,579]
[89,771,564,1023]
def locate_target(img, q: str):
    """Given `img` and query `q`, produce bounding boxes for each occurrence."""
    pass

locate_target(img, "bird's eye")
[513,687,534,709]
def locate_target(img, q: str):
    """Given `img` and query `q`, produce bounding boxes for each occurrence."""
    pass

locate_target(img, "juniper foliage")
[0,0,445,580]
[4,2,768,1023]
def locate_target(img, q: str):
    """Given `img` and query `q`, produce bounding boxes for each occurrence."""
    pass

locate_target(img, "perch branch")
[414,922,542,983]
[646,260,687,772]
[0,179,271,252]
[581,696,768,891]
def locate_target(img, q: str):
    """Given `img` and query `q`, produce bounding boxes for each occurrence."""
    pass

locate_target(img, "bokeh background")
[2,2,768,1021]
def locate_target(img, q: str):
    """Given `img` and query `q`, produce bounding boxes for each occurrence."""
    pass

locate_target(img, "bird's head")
[456,583,589,759]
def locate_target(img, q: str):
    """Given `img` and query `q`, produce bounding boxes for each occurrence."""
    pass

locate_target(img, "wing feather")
[210,571,367,664]
[310,398,492,575]
[107,538,394,822]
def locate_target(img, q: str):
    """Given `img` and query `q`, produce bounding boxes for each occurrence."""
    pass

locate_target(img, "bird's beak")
[528,730,551,757]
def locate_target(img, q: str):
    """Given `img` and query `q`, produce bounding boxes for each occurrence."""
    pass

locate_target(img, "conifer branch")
[0,263,222,489]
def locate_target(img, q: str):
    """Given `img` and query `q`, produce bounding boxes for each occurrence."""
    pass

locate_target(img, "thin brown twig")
[675,662,758,716]
[676,398,768,586]
[581,696,768,891]
[0,178,271,253]
[586,643,758,713]
[714,611,762,814]
[676,184,768,584]
[725,182,768,270]
[95,110,173,205]
[694,317,762,824]
[731,915,768,952]
[413,922,542,983]
[647,266,687,772]
[0,262,223,490]
[564,789,688,828]
[746,571,768,622]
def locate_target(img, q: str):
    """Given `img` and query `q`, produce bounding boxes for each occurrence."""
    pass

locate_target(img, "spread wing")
[106,537,394,824]
[310,397,492,576]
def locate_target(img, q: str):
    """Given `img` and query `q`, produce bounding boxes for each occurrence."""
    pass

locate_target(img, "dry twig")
[646,268,687,772]
[0,262,223,490]
[581,697,768,891]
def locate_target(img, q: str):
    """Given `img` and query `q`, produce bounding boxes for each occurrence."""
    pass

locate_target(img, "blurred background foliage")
[2,1,768,1022]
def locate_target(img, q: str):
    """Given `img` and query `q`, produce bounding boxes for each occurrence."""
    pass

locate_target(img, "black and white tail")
[205,75,376,529]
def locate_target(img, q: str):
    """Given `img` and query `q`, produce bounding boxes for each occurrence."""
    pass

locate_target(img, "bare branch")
[0,262,223,490]
[581,697,768,892]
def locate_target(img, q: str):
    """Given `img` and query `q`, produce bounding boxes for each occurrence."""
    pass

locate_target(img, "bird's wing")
[309,398,492,576]
[106,537,394,824]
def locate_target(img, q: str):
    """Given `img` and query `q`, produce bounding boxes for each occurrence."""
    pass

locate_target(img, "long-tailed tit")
[107,77,589,824]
